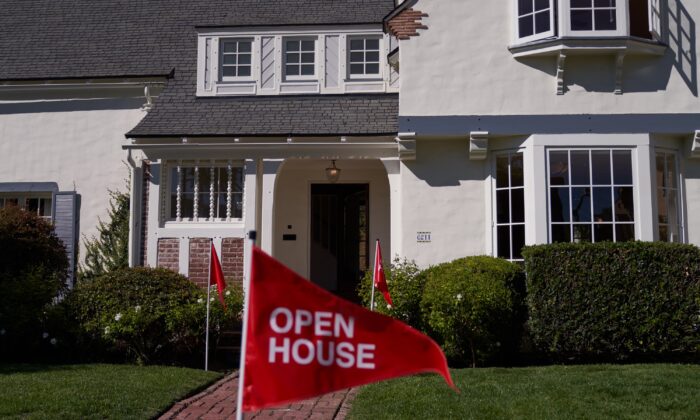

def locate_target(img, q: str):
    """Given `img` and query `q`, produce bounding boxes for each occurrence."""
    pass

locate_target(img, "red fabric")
[373,240,393,306]
[242,247,455,412]
[210,243,227,309]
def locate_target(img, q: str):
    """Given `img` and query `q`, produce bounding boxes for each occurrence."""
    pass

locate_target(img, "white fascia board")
[197,24,383,37]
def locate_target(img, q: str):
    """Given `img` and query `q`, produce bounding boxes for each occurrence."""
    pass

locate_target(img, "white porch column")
[146,162,161,267]
[526,140,549,245]
[636,139,656,241]
[126,152,143,267]
[382,158,402,259]
[243,159,260,286]
[261,159,283,254]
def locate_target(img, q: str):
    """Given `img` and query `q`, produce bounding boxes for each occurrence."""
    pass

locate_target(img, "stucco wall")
[398,138,488,267]
[272,159,391,278]
[400,0,700,116]
[0,97,146,262]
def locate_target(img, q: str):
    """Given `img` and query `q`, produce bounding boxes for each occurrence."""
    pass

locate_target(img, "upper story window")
[348,36,381,79]
[197,26,395,97]
[221,39,253,80]
[169,162,244,222]
[513,0,658,44]
[284,38,317,80]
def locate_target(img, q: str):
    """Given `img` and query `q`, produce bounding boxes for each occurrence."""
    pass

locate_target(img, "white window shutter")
[648,0,662,40]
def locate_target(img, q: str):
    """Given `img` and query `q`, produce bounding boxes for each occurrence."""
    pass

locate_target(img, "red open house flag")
[373,240,393,306]
[210,243,227,308]
[240,247,455,412]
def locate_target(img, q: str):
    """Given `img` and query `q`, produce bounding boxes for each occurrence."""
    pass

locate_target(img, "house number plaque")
[417,232,431,243]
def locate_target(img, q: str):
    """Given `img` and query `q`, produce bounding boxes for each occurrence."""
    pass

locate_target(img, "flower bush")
[357,258,426,330]
[66,267,244,365]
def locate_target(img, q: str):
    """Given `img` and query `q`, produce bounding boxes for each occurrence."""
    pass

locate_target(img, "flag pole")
[236,230,256,420]
[370,239,378,311]
[205,238,213,371]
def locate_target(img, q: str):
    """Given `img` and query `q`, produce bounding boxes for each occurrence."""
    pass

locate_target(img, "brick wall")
[188,238,211,287]
[387,8,429,40]
[221,238,244,285]
[139,161,151,266]
[157,238,179,272]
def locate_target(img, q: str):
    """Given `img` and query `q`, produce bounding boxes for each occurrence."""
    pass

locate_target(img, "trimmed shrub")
[0,207,68,359]
[66,267,243,365]
[358,258,426,330]
[421,257,526,367]
[523,242,700,361]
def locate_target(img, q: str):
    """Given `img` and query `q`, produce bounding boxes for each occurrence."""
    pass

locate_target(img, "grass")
[350,364,700,420]
[0,364,222,419]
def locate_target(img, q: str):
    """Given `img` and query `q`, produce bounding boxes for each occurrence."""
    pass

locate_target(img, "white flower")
[50,338,57,346]
[456,294,463,302]
[225,290,231,296]
[104,326,110,335]
[210,297,215,302]
[42,332,49,339]
[135,305,141,313]
[197,298,204,304]
[387,304,393,309]
[114,313,122,321]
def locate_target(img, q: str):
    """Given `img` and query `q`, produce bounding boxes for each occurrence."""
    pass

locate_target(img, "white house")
[390,0,700,267]
[2,0,698,300]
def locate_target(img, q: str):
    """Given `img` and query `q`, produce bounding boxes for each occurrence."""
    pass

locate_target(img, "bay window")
[548,149,635,243]
[169,162,244,222]
[655,152,683,242]
[494,153,526,261]
[515,0,555,43]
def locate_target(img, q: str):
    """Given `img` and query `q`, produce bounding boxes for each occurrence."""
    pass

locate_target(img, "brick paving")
[160,372,357,420]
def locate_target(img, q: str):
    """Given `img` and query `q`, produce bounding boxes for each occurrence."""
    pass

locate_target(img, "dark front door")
[310,184,369,303]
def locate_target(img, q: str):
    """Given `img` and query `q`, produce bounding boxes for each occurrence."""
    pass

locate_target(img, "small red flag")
[373,240,393,306]
[241,247,455,412]
[210,243,227,309]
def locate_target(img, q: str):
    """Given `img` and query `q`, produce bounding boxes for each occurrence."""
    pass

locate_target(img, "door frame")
[307,181,371,291]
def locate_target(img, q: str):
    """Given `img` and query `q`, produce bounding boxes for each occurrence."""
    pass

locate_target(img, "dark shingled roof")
[0,0,398,136]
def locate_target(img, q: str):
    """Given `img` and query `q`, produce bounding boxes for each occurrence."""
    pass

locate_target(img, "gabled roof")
[0,0,395,81]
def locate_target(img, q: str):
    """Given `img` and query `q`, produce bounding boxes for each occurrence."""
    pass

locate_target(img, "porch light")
[325,160,341,183]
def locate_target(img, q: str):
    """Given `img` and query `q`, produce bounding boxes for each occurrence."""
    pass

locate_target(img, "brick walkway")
[160,372,357,420]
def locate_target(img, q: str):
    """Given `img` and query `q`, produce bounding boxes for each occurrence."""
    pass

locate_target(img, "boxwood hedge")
[523,242,700,361]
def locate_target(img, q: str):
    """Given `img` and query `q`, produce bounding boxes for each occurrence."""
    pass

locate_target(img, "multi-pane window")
[656,152,683,242]
[548,149,635,243]
[169,163,244,222]
[221,39,252,79]
[348,37,381,77]
[0,196,52,220]
[284,38,316,79]
[570,0,618,31]
[495,153,526,261]
[517,0,554,41]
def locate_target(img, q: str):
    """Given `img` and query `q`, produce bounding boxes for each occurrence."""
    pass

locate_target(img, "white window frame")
[492,151,527,261]
[219,38,255,82]
[512,0,556,44]
[654,150,685,243]
[167,161,244,223]
[282,36,318,82]
[546,147,637,244]
[559,0,628,37]
[0,194,53,221]
[347,35,383,80]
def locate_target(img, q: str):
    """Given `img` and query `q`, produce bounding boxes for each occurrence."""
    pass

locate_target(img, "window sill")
[508,36,667,58]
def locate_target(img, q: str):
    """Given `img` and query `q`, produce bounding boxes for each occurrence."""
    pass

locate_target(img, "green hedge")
[420,257,526,367]
[523,242,700,361]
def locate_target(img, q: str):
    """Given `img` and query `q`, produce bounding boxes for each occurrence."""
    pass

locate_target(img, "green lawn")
[0,364,222,419]
[350,364,700,420]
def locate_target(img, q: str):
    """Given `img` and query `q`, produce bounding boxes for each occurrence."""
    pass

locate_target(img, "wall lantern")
[325,160,341,183]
